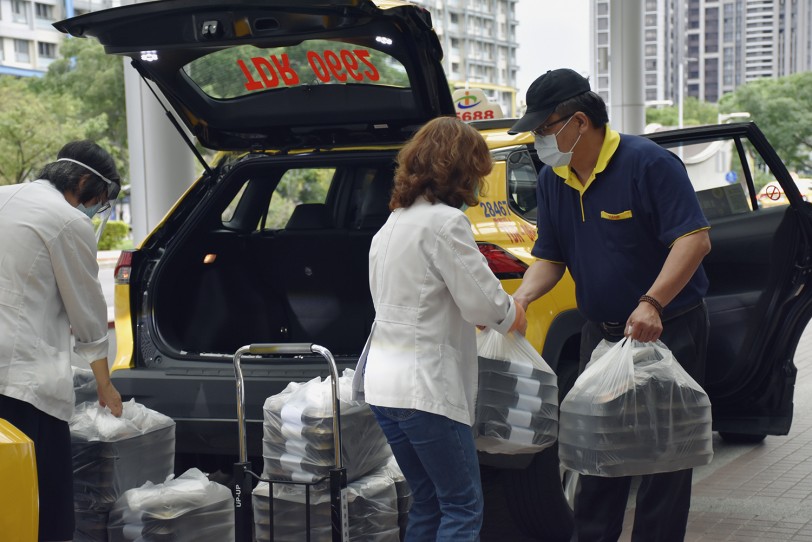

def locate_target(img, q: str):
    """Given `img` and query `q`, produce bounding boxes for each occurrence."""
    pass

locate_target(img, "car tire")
[501,444,574,541]
[718,431,767,444]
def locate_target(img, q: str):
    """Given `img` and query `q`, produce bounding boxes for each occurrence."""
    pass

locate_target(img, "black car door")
[647,122,812,440]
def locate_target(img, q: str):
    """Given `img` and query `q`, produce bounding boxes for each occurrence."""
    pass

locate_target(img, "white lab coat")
[0,180,108,422]
[353,197,517,426]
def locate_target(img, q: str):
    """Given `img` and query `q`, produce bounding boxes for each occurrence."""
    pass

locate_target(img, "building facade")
[593,0,812,106]
[410,0,520,116]
[0,0,114,76]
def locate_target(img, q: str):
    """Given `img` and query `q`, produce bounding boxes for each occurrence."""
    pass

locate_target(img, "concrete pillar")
[609,0,645,134]
[124,59,196,245]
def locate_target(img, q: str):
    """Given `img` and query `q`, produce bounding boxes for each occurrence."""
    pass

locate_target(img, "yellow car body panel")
[0,419,38,541]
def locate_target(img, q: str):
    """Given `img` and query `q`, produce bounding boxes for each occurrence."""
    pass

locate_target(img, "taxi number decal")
[238,50,380,91]
[480,200,509,218]
[457,110,497,121]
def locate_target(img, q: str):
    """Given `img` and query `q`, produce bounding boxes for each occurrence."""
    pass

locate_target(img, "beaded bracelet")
[639,295,664,317]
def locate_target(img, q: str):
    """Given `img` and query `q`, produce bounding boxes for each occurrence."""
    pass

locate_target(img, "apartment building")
[410,0,520,116]
[593,0,812,106]
[0,0,115,76]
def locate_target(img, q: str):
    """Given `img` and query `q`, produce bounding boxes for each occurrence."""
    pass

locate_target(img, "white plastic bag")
[474,329,559,454]
[559,339,713,477]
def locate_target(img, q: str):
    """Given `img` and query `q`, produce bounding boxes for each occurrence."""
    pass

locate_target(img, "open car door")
[647,122,812,440]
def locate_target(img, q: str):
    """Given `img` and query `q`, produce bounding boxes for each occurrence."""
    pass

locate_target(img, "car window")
[183,39,410,100]
[262,168,335,230]
[505,150,538,223]
[654,137,771,220]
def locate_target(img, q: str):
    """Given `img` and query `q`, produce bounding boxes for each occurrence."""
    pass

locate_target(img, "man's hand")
[97,379,123,417]
[625,301,663,343]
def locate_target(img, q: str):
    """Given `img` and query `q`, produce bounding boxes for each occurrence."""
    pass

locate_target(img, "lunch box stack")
[70,400,175,542]
[252,462,403,542]
[474,330,559,455]
[106,468,234,542]
[261,369,391,484]
[559,341,714,477]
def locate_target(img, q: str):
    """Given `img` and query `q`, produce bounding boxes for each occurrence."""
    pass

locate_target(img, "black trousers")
[571,302,709,542]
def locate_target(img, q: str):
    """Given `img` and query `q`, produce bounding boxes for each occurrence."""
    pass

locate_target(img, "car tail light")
[477,243,528,279]
[114,250,134,284]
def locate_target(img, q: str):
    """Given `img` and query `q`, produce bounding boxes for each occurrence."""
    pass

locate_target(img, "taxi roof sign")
[453,88,503,122]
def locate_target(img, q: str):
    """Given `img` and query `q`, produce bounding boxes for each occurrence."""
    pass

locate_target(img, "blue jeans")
[370,405,483,542]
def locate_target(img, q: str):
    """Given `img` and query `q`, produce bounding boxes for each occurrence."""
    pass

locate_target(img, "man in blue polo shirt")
[511,69,711,542]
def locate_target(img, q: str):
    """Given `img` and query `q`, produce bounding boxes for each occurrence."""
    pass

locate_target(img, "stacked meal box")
[106,468,233,541]
[474,330,559,455]
[256,369,402,541]
[70,400,175,542]
[559,340,714,477]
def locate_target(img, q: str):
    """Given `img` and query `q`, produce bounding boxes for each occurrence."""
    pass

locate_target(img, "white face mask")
[76,202,103,218]
[534,116,582,168]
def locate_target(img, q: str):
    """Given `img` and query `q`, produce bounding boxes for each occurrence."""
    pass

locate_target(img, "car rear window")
[183,39,410,100]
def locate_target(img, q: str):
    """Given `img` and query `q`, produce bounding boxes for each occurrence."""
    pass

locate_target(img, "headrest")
[356,176,392,230]
[285,203,332,230]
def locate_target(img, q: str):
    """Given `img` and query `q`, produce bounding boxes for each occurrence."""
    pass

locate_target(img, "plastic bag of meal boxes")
[474,329,559,454]
[107,468,233,542]
[262,368,391,484]
[252,461,404,542]
[558,339,713,477]
[70,399,175,541]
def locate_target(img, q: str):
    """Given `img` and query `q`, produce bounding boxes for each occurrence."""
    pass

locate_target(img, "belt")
[598,301,705,340]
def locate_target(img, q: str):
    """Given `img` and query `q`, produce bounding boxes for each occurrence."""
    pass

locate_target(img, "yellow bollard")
[0,419,38,541]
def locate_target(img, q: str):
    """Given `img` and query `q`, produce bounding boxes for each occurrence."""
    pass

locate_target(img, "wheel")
[501,444,574,541]
[718,432,767,444]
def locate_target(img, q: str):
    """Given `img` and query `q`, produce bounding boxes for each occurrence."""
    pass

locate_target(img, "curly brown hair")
[390,116,493,210]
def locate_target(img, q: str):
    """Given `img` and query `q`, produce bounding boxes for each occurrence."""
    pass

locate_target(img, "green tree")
[36,37,128,173]
[645,97,718,127]
[0,77,106,185]
[720,72,812,173]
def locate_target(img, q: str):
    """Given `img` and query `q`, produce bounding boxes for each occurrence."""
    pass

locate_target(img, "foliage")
[645,97,719,127]
[93,219,130,250]
[0,77,106,185]
[36,37,128,176]
[720,72,812,173]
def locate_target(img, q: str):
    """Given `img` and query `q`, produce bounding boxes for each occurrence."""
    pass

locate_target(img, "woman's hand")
[97,380,123,417]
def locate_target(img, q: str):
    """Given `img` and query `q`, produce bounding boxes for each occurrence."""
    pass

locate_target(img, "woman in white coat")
[353,117,527,541]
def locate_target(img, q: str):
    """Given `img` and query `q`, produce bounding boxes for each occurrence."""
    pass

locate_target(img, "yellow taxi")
[55,1,812,539]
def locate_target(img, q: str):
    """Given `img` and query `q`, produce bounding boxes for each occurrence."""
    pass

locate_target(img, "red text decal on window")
[239,49,380,91]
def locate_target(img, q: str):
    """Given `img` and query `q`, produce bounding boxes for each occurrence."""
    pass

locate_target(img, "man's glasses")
[532,113,574,136]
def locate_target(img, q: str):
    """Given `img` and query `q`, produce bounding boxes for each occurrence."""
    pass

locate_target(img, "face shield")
[57,157,121,246]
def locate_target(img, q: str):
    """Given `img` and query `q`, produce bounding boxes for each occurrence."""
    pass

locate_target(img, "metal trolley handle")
[232,343,349,542]
[233,343,343,469]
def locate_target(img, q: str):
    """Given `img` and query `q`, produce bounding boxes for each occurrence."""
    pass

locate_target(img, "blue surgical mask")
[534,116,581,168]
[76,202,103,218]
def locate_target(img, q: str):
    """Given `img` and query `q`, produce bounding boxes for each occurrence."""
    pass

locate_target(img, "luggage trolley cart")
[231,343,350,542]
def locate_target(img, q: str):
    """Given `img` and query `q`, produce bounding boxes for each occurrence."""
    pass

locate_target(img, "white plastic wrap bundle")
[559,339,714,477]
[474,329,559,454]
[262,368,391,484]
[107,468,234,542]
[381,456,411,540]
[252,462,402,542]
[70,400,175,542]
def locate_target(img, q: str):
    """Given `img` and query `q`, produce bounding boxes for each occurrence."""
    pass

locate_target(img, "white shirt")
[353,198,517,426]
[0,180,108,421]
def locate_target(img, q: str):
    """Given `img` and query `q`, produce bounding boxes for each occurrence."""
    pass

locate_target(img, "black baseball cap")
[509,69,591,134]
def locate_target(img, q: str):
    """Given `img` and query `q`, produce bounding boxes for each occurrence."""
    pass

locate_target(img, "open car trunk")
[125,151,397,459]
